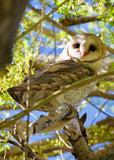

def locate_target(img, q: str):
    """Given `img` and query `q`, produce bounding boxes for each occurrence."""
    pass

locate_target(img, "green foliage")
[87,125,114,146]
[0,132,10,152]
[0,0,114,159]
[57,0,79,17]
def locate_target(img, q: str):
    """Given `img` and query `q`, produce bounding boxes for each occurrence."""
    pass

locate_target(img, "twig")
[42,146,74,154]
[86,99,111,117]
[56,131,70,160]
[0,135,24,152]
[90,100,109,125]
[52,11,57,61]
[56,130,72,149]
[24,60,32,159]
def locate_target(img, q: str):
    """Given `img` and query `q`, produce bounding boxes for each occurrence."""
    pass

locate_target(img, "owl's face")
[58,33,106,62]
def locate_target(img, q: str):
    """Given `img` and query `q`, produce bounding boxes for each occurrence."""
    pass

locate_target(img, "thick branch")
[88,90,114,100]
[27,4,107,36]
[95,142,114,160]
[64,117,98,160]
[60,15,107,27]
[97,117,114,127]
[0,70,114,130]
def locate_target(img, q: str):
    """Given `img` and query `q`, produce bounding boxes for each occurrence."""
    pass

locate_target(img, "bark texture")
[0,0,28,70]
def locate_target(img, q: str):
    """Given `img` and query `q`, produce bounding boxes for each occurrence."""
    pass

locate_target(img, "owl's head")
[58,33,106,62]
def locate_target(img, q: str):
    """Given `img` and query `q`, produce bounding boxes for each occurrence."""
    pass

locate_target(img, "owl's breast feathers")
[7,60,95,109]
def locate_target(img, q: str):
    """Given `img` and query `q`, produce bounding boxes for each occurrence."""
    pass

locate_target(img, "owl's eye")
[90,45,96,51]
[73,43,80,48]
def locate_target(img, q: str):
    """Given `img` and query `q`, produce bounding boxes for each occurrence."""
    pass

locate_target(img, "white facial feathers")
[58,33,106,62]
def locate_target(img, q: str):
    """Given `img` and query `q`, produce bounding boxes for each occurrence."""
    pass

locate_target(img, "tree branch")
[86,100,111,117]
[101,76,114,82]
[60,14,107,27]
[95,142,114,160]
[97,117,114,127]
[42,146,74,154]
[0,104,21,111]
[64,117,98,160]
[88,90,114,100]
[27,4,108,37]
[105,45,114,55]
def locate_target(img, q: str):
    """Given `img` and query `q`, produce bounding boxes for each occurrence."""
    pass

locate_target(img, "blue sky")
[0,0,113,159]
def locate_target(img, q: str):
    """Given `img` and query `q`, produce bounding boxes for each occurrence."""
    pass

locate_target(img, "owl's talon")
[32,103,76,133]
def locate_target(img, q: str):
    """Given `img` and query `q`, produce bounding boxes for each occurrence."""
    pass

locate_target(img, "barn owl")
[7,33,107,134]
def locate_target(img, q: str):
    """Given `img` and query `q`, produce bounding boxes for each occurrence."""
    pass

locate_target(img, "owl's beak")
[81,52,88,58]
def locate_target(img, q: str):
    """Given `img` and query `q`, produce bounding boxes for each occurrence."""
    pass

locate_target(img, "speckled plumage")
[7,60,95,111]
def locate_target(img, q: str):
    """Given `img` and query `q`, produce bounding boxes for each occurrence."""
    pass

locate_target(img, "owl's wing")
[7,60,94,108]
